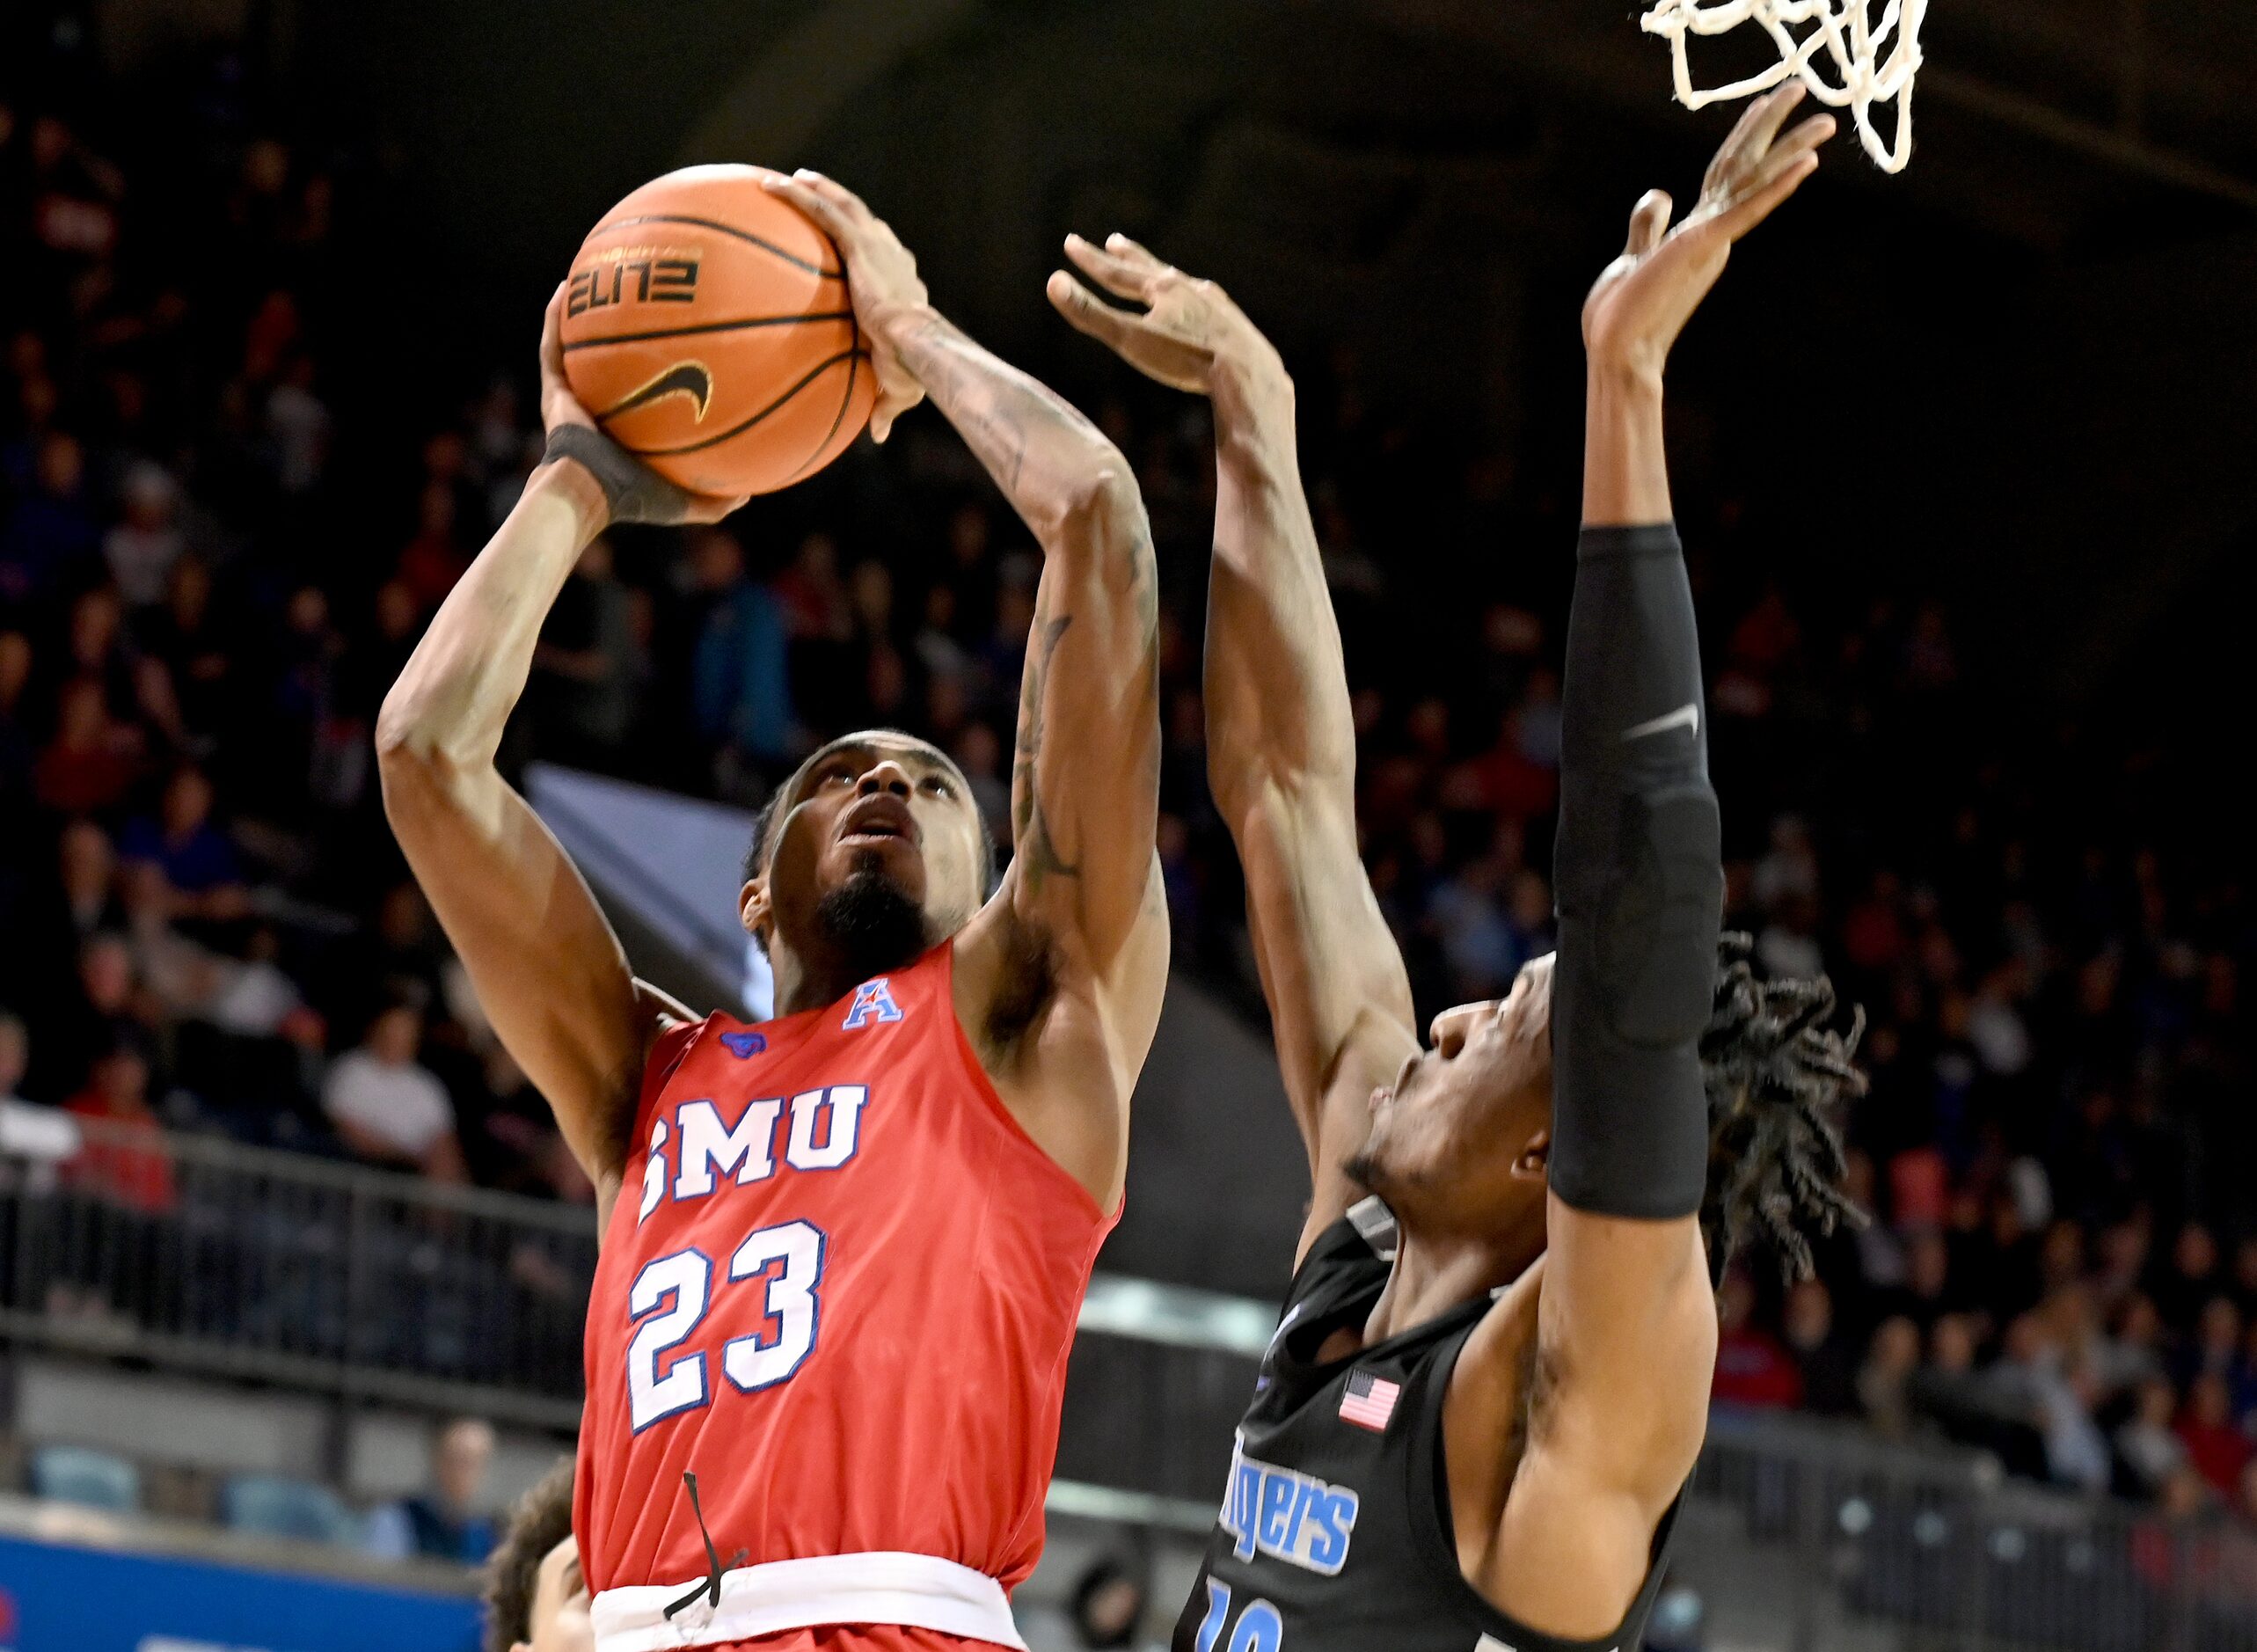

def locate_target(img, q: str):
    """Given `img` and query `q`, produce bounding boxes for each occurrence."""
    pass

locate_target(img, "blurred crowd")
[2,34,2250,1531]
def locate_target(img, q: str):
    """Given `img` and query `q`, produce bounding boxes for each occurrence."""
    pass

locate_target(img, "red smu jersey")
[576,941,1114,1650]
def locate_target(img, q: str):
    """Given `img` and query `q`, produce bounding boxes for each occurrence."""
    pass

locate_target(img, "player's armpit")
[930,408,1165,1210]
[1472,1204,1713,1636]
[1436,1212,1710,1641]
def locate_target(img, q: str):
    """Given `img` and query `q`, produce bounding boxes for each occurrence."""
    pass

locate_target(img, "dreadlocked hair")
[1699,932,1869,1283]
[483,1456,574,1652]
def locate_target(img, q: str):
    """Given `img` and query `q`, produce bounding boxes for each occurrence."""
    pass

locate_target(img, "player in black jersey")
[1050,84,1863,1652]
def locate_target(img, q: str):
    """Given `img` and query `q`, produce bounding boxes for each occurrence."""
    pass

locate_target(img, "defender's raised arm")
[1477,85,1836,1637]
[1049,238,1416,1258]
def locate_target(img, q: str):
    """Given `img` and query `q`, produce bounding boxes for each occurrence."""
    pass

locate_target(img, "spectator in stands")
[1713,1270,1803,1411]
[53,818,123,942]
[0,431,99,604]
[2036,1354,2112,1495]
[62,1039,175,1215]
[321,992,466,1182]
[531,535,642,766]
[687,526,795,785]
[102,462,186,609]
[33,931,148,1100]
[2178,1373,2252,1495]
[0,1005,81,1213]
[1784,1278,1859,1415]
[2180,1295,2246,1390]
[118,764,249,923]
[1888,1226,1958,1334]
[2155,1224,2222,1332]
[1067,1555,1148,1649]
[33,675,142,815]
[1857,1315,1922,1437]
[366,1416,499,1563]
[2119,1376,2191,1500]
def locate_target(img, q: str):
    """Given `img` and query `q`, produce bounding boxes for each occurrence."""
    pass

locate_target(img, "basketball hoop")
[1640,0,1927,173]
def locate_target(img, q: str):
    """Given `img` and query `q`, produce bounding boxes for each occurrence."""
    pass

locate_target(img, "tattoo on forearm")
[1012,611,1083,894]
[890,314,1104,500]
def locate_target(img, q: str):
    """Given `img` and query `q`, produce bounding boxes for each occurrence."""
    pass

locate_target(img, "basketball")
[559,164,874,497]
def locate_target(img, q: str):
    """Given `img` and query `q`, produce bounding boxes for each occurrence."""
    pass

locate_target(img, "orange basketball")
[560,165,874,497]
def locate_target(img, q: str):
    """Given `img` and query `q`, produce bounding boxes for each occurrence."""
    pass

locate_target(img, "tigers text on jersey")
[577,942,1115,1652]
[1174,1203,1679,1652]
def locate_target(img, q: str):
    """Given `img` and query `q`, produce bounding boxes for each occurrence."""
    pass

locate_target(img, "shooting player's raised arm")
[376,291,741,1223]
[765,174,1166,1215]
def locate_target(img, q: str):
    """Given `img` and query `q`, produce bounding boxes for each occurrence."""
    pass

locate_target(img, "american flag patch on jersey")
[1339,1369,1400,1432]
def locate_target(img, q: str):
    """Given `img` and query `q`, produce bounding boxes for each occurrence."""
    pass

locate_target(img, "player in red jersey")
[378,170,1166,1652]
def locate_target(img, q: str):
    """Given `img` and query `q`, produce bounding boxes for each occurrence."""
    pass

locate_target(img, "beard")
[814,857,931,982]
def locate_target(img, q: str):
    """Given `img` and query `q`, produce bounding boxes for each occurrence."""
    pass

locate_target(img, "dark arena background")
[3,1,2255,1648]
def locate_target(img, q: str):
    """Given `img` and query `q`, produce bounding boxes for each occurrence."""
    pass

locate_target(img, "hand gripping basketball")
[539,285,749,528]
[760,170,931,444]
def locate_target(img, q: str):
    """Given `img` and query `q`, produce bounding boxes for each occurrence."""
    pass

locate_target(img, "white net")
[1639,0,1928,173]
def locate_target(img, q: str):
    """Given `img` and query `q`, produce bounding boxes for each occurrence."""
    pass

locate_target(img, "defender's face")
[749,735,988,945]
[1351,955,1556,1228]
[515,1535,593,1652]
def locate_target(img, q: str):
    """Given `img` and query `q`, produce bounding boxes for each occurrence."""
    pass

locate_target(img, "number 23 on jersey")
[627,1219,827,1430]
[623,1081,868,1430]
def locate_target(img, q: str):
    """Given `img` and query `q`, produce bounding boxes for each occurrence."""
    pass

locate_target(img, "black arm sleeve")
[1548,523,1724,1220]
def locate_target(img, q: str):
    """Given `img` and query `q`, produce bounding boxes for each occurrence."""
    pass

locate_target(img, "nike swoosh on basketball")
[1620,701,1698,742]
[599,362,713,423]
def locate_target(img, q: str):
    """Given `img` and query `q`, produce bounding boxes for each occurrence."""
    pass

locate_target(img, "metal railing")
[0,1115,597,1428]
[17,1118,2257,1648]
[1688,1408,2257,1652]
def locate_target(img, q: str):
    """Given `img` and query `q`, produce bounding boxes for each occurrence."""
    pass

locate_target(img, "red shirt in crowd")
[62,1093,178,1215]
[1713,1326,1807,1410]
[2178,1417,2253,1494]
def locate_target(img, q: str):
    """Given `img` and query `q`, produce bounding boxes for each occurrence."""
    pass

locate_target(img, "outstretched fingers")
[1063,233,1163,305]
[1101,233,1172,274]
[1713,146,1823,239]
[1740,80,1810,162]
[1707,81,1808,195]
[1046,268,1145,352]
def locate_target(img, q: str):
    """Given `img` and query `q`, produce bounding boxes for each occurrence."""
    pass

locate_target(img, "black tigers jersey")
[1172,1201,1680,1652]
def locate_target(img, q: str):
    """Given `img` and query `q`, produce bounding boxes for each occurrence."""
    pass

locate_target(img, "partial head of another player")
[740,729,998,992]
[484,1459,590,1652]
[1347,954,1557,1260]
[1347,935,1866,1278]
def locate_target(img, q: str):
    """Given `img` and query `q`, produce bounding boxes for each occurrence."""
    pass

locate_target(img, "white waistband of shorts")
[590,1551,1026,1652]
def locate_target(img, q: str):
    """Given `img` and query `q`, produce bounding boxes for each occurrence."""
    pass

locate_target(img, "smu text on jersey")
[1219,1435,1359,1575]
[638,1084,869,1223]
